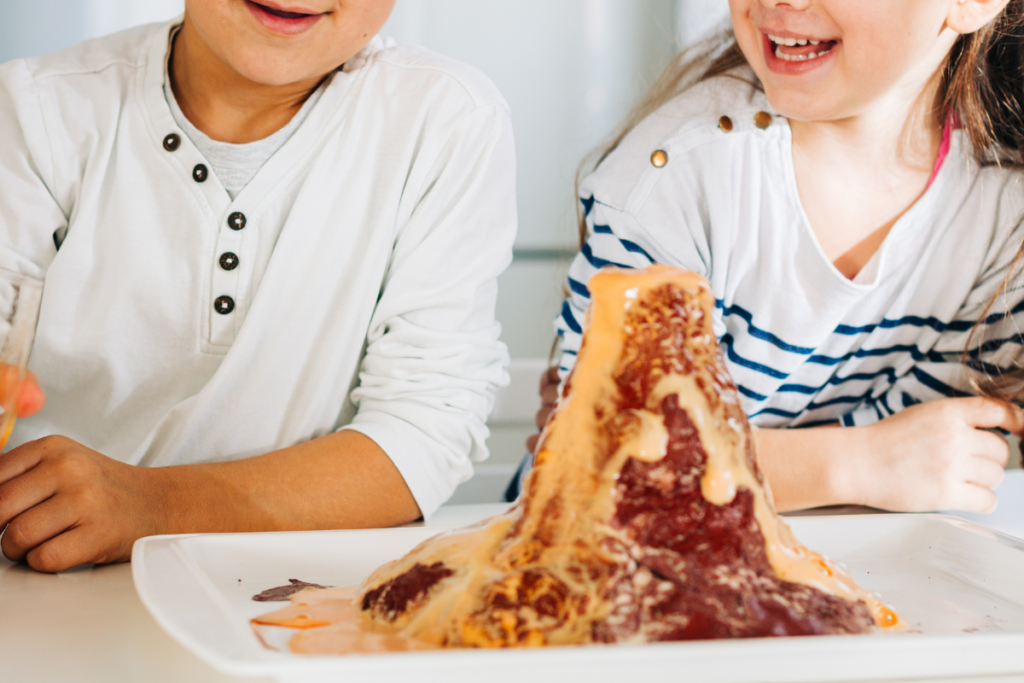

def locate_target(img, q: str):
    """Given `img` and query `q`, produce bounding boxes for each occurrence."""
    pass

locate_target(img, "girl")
[522,0,1024,514]
[0,0,515,572]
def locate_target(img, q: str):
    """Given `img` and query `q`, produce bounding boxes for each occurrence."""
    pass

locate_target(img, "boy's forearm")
[151,430,422,534]
[755,426,865,512]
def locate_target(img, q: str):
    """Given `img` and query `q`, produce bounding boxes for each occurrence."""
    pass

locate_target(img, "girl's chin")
[759,90,841,125]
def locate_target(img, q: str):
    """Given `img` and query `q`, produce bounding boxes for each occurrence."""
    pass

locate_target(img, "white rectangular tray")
[132,512,1024,683]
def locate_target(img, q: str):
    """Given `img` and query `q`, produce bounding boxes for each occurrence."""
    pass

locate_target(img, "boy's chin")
[228,55,339,88]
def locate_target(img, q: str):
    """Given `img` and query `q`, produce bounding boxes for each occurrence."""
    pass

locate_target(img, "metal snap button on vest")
[219,252,239,271]
[754,111,773,130]
[718,116,733,133]
[650,150,668,168]
[214,295,235,315]
[193,164,209,182]
[162,133,181,151]
[227,212,246,231]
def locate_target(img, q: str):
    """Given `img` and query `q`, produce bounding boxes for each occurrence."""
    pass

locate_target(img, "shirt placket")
[210,209,248,346]
[159,130,248,350]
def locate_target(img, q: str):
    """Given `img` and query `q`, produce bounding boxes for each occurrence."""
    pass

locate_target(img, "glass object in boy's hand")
[0,268,43,450]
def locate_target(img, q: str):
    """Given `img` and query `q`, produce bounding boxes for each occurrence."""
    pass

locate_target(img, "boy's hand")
[851,397,1024,513]
[525,366,560,454]
[0,435,159,572]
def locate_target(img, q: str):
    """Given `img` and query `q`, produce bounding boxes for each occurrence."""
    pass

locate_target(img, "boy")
[0,0,516,571]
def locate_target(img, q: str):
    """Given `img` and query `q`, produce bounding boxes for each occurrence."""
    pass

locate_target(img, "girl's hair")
[575,5,1024,404]
[951,0,1024,403]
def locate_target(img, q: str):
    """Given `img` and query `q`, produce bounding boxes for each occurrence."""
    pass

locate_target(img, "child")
[0,0,516,572]
[519,0,1024,513]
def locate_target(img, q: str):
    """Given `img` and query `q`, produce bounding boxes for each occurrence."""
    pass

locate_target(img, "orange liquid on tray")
[252,587,438,655]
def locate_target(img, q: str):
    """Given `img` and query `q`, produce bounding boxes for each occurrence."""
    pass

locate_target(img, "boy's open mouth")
[249,1,316,20]
[244,0,326,35]
[766,33,838,63]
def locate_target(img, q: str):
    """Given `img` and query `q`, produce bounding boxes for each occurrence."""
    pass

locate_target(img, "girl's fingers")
[0,496,77,564]
[948,483,999,515]
[0,462,57,530]
[964,455,1006,491]
[535,406,555,431]
[972,429,1011,467]
[956,397,1024,434]
[539,367,560,406]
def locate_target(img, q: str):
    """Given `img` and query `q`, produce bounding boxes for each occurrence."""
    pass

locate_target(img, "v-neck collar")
[775,118,966,294]
[139,21,378,219]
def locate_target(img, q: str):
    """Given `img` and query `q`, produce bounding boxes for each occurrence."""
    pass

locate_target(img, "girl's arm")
[757,397,1023,513]
[773,215,1024,514]
[545,221,1024,514]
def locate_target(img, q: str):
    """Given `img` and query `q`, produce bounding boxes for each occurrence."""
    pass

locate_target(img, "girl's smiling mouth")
[761,31,839,75]
[244,0,326,35]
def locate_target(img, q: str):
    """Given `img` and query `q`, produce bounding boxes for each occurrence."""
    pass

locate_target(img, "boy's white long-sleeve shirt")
[557,73,1024,428]
[0,22,516,517]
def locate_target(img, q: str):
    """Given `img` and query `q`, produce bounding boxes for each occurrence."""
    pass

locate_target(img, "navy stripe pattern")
[554,196,1024,428]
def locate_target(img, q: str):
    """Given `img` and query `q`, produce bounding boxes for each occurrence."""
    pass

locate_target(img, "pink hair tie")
[927,117,955,189]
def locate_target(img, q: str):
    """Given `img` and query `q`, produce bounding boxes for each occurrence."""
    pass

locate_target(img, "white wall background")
[0,0,185,63]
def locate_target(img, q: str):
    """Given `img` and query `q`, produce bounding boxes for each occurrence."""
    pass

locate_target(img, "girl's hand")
[525,366,560,454]
[0,435,160,572]
[851,397,1024,513]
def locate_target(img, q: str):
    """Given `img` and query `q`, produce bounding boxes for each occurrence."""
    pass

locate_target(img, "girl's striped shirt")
[556,73,1024,428]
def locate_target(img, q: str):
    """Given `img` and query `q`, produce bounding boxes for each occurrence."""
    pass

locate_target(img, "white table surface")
[3,478,1024,683]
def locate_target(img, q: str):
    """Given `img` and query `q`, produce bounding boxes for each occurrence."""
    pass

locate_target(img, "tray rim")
[131,512,1024,680]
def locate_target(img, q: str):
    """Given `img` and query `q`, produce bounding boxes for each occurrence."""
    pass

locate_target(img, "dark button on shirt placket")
[193,164,209,182]
[227,212,246,231]
[214,295,235,315]
[162,133,180,151]
[214,215,245,317]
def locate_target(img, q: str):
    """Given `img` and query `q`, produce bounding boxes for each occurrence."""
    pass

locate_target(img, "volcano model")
[255,266,899,652]
[354,266,898,646]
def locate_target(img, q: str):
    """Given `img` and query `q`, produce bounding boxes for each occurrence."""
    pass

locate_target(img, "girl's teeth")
[773,45,828,61]
[768,34,816,47]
